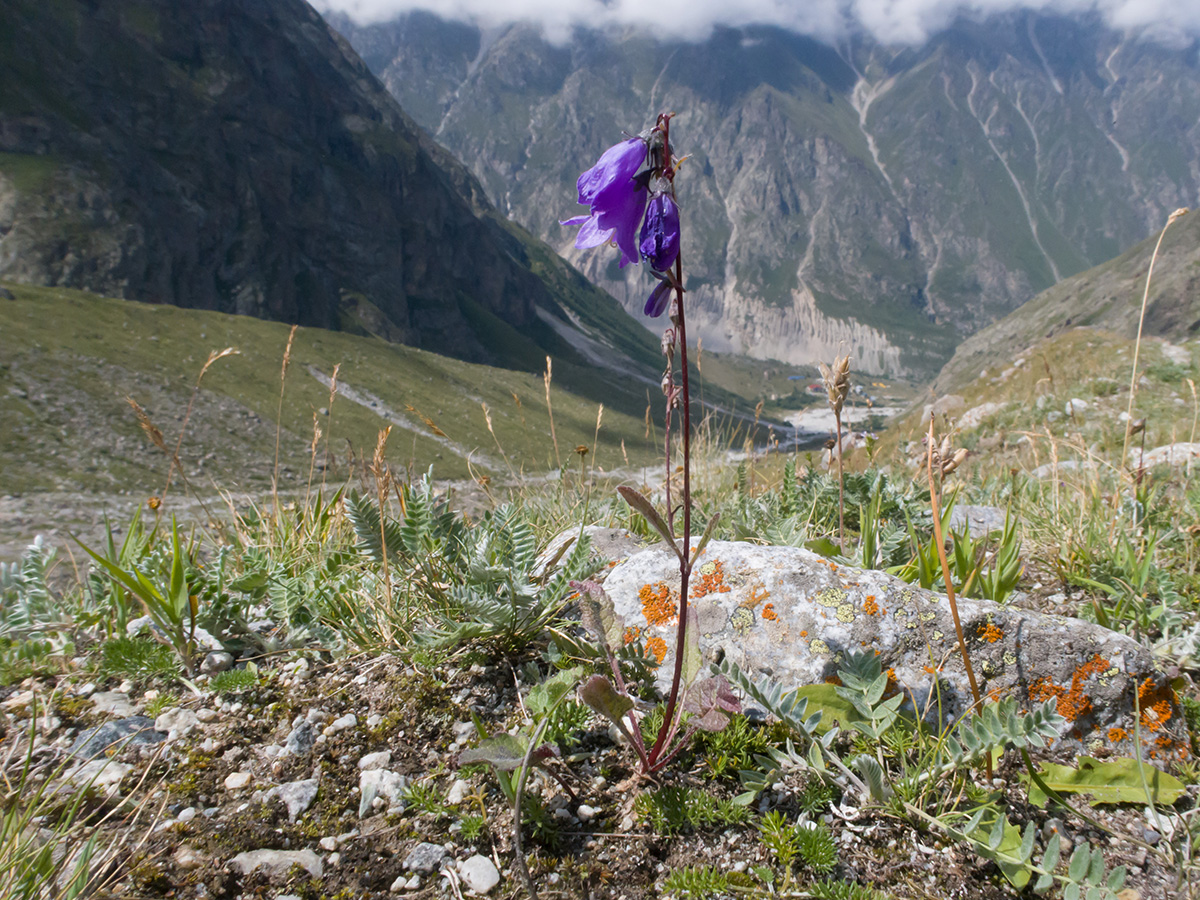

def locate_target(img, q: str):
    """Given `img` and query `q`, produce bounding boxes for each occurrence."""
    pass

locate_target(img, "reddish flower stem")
[648,250,691,769]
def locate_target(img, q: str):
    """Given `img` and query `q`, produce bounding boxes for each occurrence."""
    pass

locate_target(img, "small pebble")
[458,855,501,894]
[358,750,392,770]
[446,778,469,806]
[224,772,252,791]
[576,804,598,822]
[320,837,338,851]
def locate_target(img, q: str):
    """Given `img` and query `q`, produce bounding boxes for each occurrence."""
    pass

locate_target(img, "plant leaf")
[683,676,742,732]
[617,486,682,562]
[573,580,624,652]
[689,512,721,565]
[527,666,584,720]
[457,733,528,771]
[680,606,702,689]
[579,674,635,726]
[1026,756,1187,807]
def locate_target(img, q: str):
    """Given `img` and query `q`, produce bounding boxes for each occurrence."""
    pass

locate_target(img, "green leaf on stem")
[579,674,635,725]
[1025,756,1186,807]
[573,580,625,653]
[617,486,683,563]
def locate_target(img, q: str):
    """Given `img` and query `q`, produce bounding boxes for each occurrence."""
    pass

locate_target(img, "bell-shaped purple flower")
[640,193,680,272]
[644,279,672,318]
[561,137,648,268]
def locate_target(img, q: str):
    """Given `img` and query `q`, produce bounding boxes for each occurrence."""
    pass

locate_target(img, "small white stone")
[324,713,357,735]
[367,714,383,728]
[405,875,421,890]
[390,874,408,892]
[224,772,252,791]
[328,852,340,866]
[458,855,501,894]
[177,807,197,823]
[358,750,392,770]
[320,836,338,852]
[446,778,469,806]
[576,804,598,822]
[196,708,219,723]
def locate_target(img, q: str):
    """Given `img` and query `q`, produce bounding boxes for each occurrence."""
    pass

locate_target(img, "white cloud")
[312,0,1200,43]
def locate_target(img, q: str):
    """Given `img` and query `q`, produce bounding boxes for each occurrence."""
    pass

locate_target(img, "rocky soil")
[3,642,1191,900]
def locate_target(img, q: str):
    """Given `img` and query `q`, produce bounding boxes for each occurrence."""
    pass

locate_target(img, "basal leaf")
[1026,756,1186,807]
[579,674,635,725]
[457,733,528,771]
[527,666,584,720]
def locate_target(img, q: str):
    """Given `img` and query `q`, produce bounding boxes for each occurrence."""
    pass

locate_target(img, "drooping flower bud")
[640,193,680,272]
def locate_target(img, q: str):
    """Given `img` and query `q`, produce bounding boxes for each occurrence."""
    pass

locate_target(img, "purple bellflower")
[561,137,648,268]
[640,193,680,273]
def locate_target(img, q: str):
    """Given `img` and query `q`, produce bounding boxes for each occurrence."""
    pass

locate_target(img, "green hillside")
[0,283,671,500]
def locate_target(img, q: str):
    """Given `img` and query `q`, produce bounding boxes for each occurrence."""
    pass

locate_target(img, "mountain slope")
[932,207,1200,394]
[0,0,661,377]
[327,11,1200,377]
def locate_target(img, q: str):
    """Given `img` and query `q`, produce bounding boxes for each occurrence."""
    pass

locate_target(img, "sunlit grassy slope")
[0,283,678,495]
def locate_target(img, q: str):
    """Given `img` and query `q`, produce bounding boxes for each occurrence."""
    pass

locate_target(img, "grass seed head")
[818,354,851,415]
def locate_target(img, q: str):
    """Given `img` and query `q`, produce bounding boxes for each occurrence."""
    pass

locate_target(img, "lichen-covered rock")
[603,540,1188,763]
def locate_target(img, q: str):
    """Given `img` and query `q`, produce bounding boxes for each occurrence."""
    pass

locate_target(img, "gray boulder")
[602,540,1188,761]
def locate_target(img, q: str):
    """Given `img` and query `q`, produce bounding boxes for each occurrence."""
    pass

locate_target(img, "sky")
[312,0,1200,44]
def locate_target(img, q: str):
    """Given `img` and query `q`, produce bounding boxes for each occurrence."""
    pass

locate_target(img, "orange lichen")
[639,582,678,627]
[761,603,778,621]
[977,622,1004,643]
[799,630,808,638]
[923,665,940,675]
[645,636,668,664]
[747,584,770,608]
[825,675,843,686]
[863,595,879,616]
[1107,727,1128,743]
[690,560,733,599]
[884,668,902,699]
[623,625,642,645]
[1028,653,1111,724]
[1138,677,1175,733]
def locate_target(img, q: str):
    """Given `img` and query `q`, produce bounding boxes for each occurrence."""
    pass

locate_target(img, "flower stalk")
[565,113,736,774]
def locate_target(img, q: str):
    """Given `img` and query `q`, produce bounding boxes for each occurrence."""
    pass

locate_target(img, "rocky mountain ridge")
[328,11,1200,376]
[0,0,659,373]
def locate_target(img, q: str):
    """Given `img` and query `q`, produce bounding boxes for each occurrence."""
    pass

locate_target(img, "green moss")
[0,152,60,194]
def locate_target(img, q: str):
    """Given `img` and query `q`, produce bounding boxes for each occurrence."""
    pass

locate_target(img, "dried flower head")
[1167,208,1190,226]
[818,354,851,415]
[929,431,968,477]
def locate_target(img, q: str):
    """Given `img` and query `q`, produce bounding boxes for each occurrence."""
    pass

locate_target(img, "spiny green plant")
[633,784,750,836]
[96,636,181,684]
[209,666,259,695]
